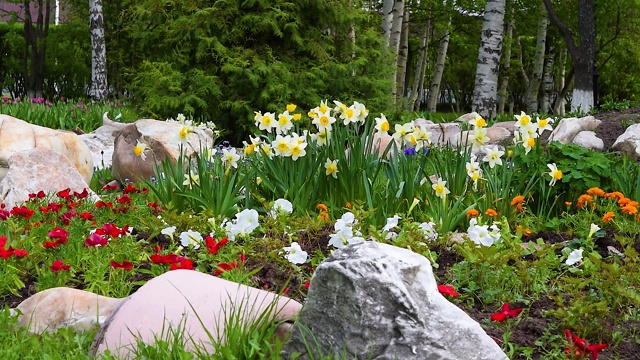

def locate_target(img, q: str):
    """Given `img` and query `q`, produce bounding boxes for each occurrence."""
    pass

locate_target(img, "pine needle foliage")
[124,0,393,143]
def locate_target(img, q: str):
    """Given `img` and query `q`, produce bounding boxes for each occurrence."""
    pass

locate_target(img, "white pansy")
[382,215,401,232]
[270,198,293,217]
[179,230,203,250]
[418,222,438,241]
[161,226,176,238]
[566,248,584,266]
[335,212,356,231]
[225,209,260,241]
[281,242,308,264]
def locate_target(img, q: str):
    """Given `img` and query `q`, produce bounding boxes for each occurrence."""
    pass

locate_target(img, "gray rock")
[612,123,640,160]
[281,241,508,360]
[572,131,604,151]
[548,116,601,144]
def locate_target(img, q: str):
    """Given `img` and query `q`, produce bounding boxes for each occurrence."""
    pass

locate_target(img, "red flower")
[95,200,113,208]
[0,246,13,259]
[50,259,71,272]
[57,188,71,200]
[13,248,28,257]
[11,206,35,219]
[102,183,119,191]
[28,190,46,200]
[490,303,523,322]
[110,260,134,271]
[170,259,194,270]
[205,236,228,254]
[437,284,460,298]
[61,209,77,225]
[122,183,138,194]
[565,329,608,360]
[214,261,239,275]
[48,227,69,243]
[0,235,6,247]
[43,241,60,249]
[84,233,108,247]
[79,211,94,220]
[150,246,186,265]
[73,188,89,199]
[304,281,311,289]
[117,194,131,204]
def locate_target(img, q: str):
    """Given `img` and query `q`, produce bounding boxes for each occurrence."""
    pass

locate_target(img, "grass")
[0,100,639,359]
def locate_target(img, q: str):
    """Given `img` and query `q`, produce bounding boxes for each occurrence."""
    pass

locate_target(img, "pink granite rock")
[0,148,100,208]
[13,287,125,333]
[91,270,302,358]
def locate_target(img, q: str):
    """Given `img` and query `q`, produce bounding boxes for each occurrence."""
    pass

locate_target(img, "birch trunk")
[472,0,506,119]
[382,0,394,46]
[90,0,108,100]
[409,20,430,112]
[525,13,548,113]
[396,6,410,99]
[541,46,555,113]
[389,0,405,103]
[426,16,451,112]
[553,47,567,115]
[497,15,514,114]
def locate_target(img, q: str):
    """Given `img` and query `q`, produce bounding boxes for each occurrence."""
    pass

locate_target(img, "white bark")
[472,0,506,119]
[409,20,430,112]
[541,46,555,113]
[525,13,548,113]
[382,0,394,46]
[426,16,451,112]
[553,47,566,115]
[497,15,514,114]
[396,6,410,99]
[389,0,405,103]
[89,0,108,101]
[572,89,593,114]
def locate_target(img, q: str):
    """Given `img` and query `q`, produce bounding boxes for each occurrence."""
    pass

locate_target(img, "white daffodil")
[183,171,200,189]
[270,198,293,217]
[374,114,390,134]
[179,229,203,250]
[178,125,192,144]
[466,154,481,177]
[382,215,401,232]
[176,113,186,123]
[257,112,276,133]
[133,140,149,161]
[482,145,505,168]
[514,111,532,128]
[282,242,308,265]
[272,134,292,157]
[353,101,368,123]
[522,135,536,155]
[536,117,554,134]
[468,114,487,128]
[275,111,294,135]
[469,127,489,152]
[392,122,414,143]
[312,109,336,132]
[547,163,563,186]
[566,248,584,266]
[288,139,308,161]
[432,177,450,199]
[221,148,241,169]
[325,158,339,179]
[311,129,331,146]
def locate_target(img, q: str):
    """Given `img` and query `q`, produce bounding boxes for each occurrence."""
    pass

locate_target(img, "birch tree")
[426,0,452,112]
[388,0,405,102]
[89,0,108,100]
[471,0,506,119]
[543,0,596,113]
[408,18,430,111]
[524,12,548,113]
[497,13,514,114]
[540,46,555,113]
[396,6,410,99]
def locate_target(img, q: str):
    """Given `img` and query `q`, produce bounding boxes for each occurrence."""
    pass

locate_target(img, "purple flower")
[404,148,417,156]
[77,102,83,108]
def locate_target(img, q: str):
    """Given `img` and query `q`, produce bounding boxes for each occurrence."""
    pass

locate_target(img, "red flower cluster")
[437,284,460,298]
[205,236,228,254]
[43,226,69,248]
[490,303,523,322]
[150,246,194,270]
[214,254,246,276]
[11,205,35,219]
[564,329,608,360]
[0,235,28,259]
[85,233,108,247]
[110,260,134,271]
[28,190,46,200]
[50,259,71,272]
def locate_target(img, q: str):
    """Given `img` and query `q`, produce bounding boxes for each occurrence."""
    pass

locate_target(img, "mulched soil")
[593,106,640,151]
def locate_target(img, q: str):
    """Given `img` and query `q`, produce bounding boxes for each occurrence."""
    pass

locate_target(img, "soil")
[593,106,640,151]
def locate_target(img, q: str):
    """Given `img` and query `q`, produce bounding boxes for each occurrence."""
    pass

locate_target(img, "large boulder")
[78,112,128,170]
[422,123,462,147]
[0,148,100,208]
[572,131,604,151]
[281,241,508,360]
[612,123,640,160]
[0,114,93,184]
[111,119,214,183]
[548,116,601,144]
[91,270,302,359]
[12,287,125,333]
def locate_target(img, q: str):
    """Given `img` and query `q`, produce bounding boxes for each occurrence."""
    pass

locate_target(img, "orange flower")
[316,203,328,212]
[628,201,639,208]
[317,211,329,222]
[618,197,632,207]
[565,202,572,207]
[515,225,532,236]
[587,187,605,197]
[602,212,615,223]
[345,202,352,209]
[485,209,498,217]
[621,205,638,215]
[466,209,479,218]
[576,194,594,209]
[605,191,625,200]
[516,203,524,212]
[510,195,525,206]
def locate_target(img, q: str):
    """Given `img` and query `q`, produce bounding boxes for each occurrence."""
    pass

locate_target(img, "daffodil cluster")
[513,111,554,154]
[391,120,433,152]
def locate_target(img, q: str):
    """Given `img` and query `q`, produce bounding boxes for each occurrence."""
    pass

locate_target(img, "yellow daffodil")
[547,163,562,186]
[286,104,297,113]
[325,158,339,179]
[432,177,450,199]
[133,140,148,161]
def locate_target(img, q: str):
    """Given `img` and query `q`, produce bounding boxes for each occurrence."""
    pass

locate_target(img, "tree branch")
[542,0,578,59]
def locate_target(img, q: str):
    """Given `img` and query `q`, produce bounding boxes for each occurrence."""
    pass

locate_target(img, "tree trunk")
[382,0,394,46]
[90,0,108,101]
[409,19,430,112]
[389,0,405,103]
[497,14,514,115]
[426,19,451,112]
[525,13,548,113]
[553,47,567,115]
[472,0,506,119]
[540,46,555,113]
[543,0,596,114]
[22,0,51,99]
[396,6,410,100]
